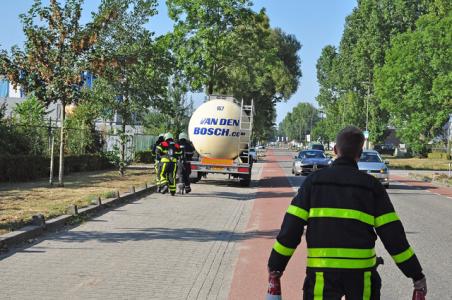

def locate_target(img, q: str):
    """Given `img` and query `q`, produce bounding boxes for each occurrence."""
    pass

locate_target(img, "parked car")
[358,150,390,188]
[292,150,331,176]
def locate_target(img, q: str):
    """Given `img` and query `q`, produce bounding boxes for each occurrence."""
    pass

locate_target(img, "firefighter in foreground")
[156,133,181,196]
[177,132,195,194]
[152,133,165,192]
[267,126,427,299]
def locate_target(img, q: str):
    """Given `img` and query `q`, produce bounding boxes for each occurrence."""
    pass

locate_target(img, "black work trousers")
[302,270,381,300]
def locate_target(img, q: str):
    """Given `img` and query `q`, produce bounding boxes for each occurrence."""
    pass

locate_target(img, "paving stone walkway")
[0,167,262,300]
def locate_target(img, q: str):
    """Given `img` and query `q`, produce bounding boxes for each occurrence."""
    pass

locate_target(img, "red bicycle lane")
[229,150,307,299]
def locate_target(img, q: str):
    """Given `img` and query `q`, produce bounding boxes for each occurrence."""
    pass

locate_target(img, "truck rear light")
[191,164,198,170]
[238,167,249,173]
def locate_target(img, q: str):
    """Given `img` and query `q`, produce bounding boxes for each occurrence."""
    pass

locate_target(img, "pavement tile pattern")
[0,171,259,300]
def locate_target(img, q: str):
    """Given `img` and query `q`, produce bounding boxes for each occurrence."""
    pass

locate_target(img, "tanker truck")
[188,95,254,187]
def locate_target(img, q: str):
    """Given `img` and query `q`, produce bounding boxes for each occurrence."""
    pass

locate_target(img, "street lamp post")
[365,82,370,149]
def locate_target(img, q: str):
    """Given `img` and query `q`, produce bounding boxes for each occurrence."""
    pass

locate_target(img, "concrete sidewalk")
[0,170,260,299]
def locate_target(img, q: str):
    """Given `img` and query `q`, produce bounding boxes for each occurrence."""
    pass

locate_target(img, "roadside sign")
[363,131,369,139]
[306,134,311,142]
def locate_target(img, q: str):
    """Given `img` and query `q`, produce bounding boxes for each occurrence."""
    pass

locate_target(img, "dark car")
[292,150,331,176]
[308,143,325,151]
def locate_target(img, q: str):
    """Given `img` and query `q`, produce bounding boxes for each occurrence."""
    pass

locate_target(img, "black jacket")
[268,157,424,281]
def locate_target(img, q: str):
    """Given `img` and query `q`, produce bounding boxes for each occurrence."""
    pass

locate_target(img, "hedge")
[134,150,154,164]
[427,152,451,160]
[0,154,114,182]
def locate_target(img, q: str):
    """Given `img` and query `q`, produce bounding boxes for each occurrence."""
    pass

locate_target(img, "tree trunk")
[58,103,66,186]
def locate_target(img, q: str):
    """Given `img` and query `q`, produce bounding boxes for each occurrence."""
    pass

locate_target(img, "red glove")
[267,270,283,296]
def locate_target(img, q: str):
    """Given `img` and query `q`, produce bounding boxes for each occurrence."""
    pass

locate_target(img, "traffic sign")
[363,131,369,139]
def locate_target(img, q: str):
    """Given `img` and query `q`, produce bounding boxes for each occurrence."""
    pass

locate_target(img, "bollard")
[145,182,148,189]
[117,190,120,199]
[67,204,78,216]
[91,196,102,206]
[32,214,46,228]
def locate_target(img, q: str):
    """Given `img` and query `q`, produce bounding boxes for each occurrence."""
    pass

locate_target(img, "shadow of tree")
[46,227,280,244]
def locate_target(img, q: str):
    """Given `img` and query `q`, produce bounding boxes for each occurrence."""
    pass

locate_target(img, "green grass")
[408,172,452,187]
[0,169,155,235]
[385,157,451,171]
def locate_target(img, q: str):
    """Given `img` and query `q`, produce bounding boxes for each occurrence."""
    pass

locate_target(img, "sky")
[0,0,357,124]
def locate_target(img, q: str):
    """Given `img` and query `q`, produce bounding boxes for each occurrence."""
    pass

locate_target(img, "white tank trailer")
[188,96,254,186]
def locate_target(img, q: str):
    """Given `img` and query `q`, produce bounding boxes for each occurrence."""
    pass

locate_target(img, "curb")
[0,184,157,253]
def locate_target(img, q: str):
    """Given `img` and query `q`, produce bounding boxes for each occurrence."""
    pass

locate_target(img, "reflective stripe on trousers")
[303,270,379,300]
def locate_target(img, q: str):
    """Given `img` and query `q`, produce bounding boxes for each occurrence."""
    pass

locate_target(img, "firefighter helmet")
[179,132,189,141]
[164,132,174,140]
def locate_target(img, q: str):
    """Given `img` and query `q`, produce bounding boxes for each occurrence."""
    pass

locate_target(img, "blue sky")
[0,0,356,124]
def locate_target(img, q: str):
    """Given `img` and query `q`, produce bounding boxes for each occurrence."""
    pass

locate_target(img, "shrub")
[134,150,154,164]
[0,154,114,182]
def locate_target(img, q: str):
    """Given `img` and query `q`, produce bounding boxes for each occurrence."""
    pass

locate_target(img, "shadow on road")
[183,191,255,201]
[389,184,436,191]
[34,227,280,245]
[258,176,293,188]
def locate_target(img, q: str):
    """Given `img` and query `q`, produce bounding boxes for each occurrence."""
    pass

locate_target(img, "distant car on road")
[308,143,325,151]
[292,150,331,176]
[358,149,390,188]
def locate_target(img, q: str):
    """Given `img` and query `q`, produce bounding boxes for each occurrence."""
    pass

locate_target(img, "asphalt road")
[279,149,452,299]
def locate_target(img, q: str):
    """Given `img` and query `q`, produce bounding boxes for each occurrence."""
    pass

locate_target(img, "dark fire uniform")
[268,157,424,300]
[156,139,182,195]
[178,139,195,193]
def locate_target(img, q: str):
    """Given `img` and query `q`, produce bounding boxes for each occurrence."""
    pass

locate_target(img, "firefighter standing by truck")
[177,132,195,194]
[156,133,182,196]
[266,126,427,299]
[152,133,165,191]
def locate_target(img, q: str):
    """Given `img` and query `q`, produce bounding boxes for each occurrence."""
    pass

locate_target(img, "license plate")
[212,166,225,171]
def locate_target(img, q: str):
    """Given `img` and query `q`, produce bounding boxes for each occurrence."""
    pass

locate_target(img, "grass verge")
[408,172,452,187]
[0,169,154,235]
[384,157,451,171]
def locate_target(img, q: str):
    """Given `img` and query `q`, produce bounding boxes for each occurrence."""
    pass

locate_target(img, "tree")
[375,7,452,155]
[315,0,433,144]
[0,0,125,185]
[143,82,194,137]
[167,0,254,95]
[90,0,172,175]
[168,1,302,141]
[280,102,319,143]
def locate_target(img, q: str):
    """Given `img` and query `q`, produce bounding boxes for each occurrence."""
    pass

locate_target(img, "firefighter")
[157,132,181,196]
[267,126,426,299]
[177,132,195,194]
[152,133,165,192]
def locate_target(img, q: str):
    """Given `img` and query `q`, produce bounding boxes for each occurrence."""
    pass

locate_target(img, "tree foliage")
[279,102,319,143]
[0,0,129,185]
[375,7,452,155]
[167,1,302,141]
[12,96,48,155]
[89,0,172,175]
[315,0,433,144]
